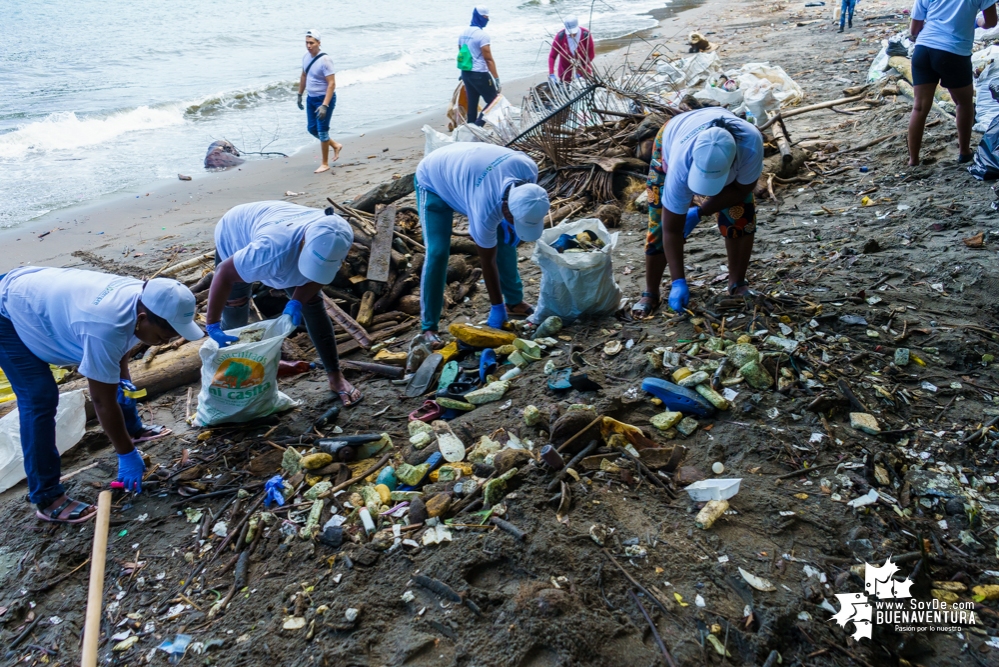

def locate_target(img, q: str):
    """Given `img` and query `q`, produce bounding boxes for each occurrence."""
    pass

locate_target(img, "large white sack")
[195,316,299,427]
[529,218,622,325]
[0,389,86,493]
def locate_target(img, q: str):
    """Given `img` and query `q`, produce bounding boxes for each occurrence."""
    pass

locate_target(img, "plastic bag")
[0,389,86,493]
[693,84,744,108]
[868,45,891,82]
[194,316,299,427]
[677,52,723,88]
[969,114,999,180]
[734,63,803,122]
[422,124,479,155]
[975,59,999,132]
[528,218,622,325]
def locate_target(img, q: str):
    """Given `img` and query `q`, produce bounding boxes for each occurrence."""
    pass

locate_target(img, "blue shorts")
[307,93,335,142]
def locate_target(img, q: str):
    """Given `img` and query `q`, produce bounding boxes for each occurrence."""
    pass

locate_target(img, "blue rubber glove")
[283,299,303,326]
[206,322,239,348]
[117,379,139,409]
[499,219,519,245]
[684,206,702,238]
[548,74,559,85]
[668,279,690,312]
[117,449,146,493]
[487,303,507,329]
[264,475,287,508]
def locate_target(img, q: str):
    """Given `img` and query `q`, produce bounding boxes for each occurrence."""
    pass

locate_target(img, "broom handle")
[81,490,112,667]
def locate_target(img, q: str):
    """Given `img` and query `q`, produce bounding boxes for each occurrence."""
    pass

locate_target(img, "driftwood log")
[351,173,415,213]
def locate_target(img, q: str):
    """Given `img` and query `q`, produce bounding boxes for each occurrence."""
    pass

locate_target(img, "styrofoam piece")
[684,478,742,502]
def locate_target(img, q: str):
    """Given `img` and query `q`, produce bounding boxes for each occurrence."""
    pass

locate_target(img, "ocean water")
[0,0,677,229]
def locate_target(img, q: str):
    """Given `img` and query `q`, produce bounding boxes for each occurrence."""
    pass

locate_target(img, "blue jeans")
[307,93,336,142]
[840,0,856,27]
[416,181,523,332]
[0,313,143,506]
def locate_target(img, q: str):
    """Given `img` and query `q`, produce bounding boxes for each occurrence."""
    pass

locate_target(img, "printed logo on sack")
[832,557,977,640]
[209,353,270,400]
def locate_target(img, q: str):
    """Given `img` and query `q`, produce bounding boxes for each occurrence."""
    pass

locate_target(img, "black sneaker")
[838,25,844,32]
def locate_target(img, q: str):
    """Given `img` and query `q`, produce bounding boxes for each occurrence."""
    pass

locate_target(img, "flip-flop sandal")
[417,330,445,350]
[336,387,363,407]
[132,425,172,443]
[507,303,535,319]
[439,378,479,401]
[406,353,443,398]
[641,377,716,417]
[436,361,460,393]
[727,280,758,297]
[36,497,97,524]
[409,400,444,423]
[631,292,661,319]
[479,348,497,383]
[547,368,572,391]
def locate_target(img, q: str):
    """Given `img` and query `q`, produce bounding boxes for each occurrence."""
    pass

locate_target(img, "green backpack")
[457,43,474,71]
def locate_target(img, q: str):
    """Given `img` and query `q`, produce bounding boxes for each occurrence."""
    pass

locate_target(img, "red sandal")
[409,400,444,423]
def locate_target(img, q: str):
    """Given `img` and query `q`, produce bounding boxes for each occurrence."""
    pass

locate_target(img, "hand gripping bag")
[195,315,299,426]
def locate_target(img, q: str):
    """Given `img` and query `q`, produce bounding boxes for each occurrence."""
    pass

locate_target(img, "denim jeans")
[416,181,523,332]
[840,0,856,27]
[307,93,336,142]
[215,271,340,373]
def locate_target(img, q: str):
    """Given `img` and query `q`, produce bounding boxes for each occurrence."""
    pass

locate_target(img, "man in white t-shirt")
[206,201,361,406]
[0,269,203,523]
[457,7,500,125]
[633,107,764,317]
[297,30,342,173]
[414,143,550,347]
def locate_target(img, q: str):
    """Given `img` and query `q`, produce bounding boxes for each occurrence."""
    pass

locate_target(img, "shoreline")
[1,0,720,274]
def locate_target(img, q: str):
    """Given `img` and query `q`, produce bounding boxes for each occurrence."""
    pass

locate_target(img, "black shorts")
[911,45,972,89]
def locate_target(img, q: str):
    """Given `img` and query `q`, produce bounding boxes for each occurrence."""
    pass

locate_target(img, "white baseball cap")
[476,6,490,17]
[306,29,321,42]
[688,127,736,196]
[507,183,550,242]
[142,279,204,341]
[299,217,353,284]
[564,15,580,35]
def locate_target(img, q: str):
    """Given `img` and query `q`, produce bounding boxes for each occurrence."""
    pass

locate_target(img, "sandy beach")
[0,0,722,275]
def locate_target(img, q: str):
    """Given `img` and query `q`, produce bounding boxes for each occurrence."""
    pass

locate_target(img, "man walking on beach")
[631,107,764,318]
[457,7,500,125]
[298,30,342,173]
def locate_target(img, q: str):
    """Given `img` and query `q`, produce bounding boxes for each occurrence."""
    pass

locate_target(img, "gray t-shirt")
[458,26,491,73]
[302,52,336,97]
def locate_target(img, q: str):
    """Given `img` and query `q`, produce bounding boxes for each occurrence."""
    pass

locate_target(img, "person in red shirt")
[548,15,594,84]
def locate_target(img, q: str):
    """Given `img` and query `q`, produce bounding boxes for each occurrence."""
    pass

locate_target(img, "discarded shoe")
[641,378,716,417]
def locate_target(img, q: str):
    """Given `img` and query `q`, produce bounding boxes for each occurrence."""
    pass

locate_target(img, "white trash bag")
[529,218,622,325]
[195,316,299,427]
[0,389,86,493]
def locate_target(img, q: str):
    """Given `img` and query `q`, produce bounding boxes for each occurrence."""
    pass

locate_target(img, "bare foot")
[314,164,330,174]
[332,142,343,162]
[328,372,362,407]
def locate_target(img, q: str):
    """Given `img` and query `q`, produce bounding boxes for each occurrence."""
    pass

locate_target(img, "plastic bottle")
[745,109,756,126]
[358,507,376,534]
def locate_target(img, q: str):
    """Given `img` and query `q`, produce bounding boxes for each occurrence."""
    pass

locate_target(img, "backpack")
[457,43,474,71]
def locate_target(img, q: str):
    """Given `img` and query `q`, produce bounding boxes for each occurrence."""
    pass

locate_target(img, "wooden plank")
[366,204,396,283]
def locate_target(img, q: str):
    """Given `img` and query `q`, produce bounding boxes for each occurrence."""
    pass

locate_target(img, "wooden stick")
[356,291,376,328]
[81,490,112,667]
[773,120,793,166]
[323,293,372,348]
[340,359,405,379]
[322,452,393,496]
[759,93,868,131]
[151,252,214,279]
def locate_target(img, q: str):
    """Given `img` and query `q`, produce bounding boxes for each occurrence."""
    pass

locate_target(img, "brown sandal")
[35,496,97,524]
